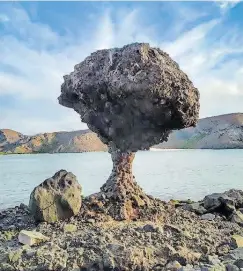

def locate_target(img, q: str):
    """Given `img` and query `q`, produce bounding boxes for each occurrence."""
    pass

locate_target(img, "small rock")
[165,244,177,256]
[153,226,163,234]
[8,225,16,231]
[226,263,240,271]
[179,264,197,271]
[3,231,16,241]
[8,249,23,263]
[164,224,182,234]
[0,263,15,271]
[201,213,216,221]
[18,230,49,246]
[217,244,231,256]
[107,243,124,253]
[103,252,115,268]
[19,203,27,210]
[225,248,243,261]
[143,224,156,232]
[203,193,222,210]
[182,202,207,215]
[25,249,35,257]
[87,219,95,224]
[173,246,201,265]
[209,264,226,271]
[63,224,77,233]
[166,260,182,270]
[182,231,192,239]
[208,255,221,265]
[231,211,243,226]
[234,259,243,269]
[232,235,243,248]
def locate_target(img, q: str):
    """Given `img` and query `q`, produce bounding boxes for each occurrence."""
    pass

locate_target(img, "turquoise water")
[0,150,242,209]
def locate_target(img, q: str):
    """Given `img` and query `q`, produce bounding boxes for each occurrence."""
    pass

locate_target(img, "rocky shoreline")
[0,43,242,271]
[1,188,243,271]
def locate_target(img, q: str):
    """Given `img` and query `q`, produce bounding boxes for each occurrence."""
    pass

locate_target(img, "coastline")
[1,148,243,155]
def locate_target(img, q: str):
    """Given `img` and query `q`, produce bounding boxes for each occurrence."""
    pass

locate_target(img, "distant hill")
[0,113,242,154]
[0,129,107,154]
[155,113,243,149]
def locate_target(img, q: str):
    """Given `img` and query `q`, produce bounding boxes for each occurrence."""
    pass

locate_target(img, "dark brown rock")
[58,43,200,219]
[59,43,199,152]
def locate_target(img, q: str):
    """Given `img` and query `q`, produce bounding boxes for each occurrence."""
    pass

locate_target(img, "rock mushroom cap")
[59,43,200,152]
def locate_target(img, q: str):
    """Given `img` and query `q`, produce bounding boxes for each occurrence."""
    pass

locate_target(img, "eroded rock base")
[94,150,153,220]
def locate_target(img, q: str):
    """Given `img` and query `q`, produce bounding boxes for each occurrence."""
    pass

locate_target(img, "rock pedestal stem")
[100,147,150,219]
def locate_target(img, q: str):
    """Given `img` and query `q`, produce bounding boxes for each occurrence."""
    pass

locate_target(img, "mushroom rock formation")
[58,43,200,219]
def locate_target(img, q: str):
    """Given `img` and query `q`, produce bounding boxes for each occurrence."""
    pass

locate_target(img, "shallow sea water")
[0,150,242,209]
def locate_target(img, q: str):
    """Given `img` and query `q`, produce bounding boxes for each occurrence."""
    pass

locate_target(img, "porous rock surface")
[1,190,243,271]
[59,43,199,152]
[180,189,243,226]
[29,170,82,223]
[58,43,200,219]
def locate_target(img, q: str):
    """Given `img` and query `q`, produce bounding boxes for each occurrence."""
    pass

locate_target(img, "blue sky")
[0,1,242,135]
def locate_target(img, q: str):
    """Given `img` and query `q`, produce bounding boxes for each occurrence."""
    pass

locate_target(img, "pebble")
[18,230,49,246]
[201,214,216,221]
[208,255,221,265]
[166,260,182,270]
[143,224,156,232]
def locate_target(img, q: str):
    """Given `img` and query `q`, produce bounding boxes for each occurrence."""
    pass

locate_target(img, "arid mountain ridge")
[0,113,242,154]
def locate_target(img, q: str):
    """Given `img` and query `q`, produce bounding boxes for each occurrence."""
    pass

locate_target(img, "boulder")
[203,190,243,212]
[182,190,243,226]
[203,193,222,210]
[29,170,82,223]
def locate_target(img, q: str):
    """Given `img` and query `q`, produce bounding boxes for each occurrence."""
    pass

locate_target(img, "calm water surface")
[0,150,242,209]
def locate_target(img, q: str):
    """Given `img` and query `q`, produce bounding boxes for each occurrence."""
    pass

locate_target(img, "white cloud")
[216,0,241,13]
[0,4,242,135]
[161,19,219,59]
[0,14,9,22]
